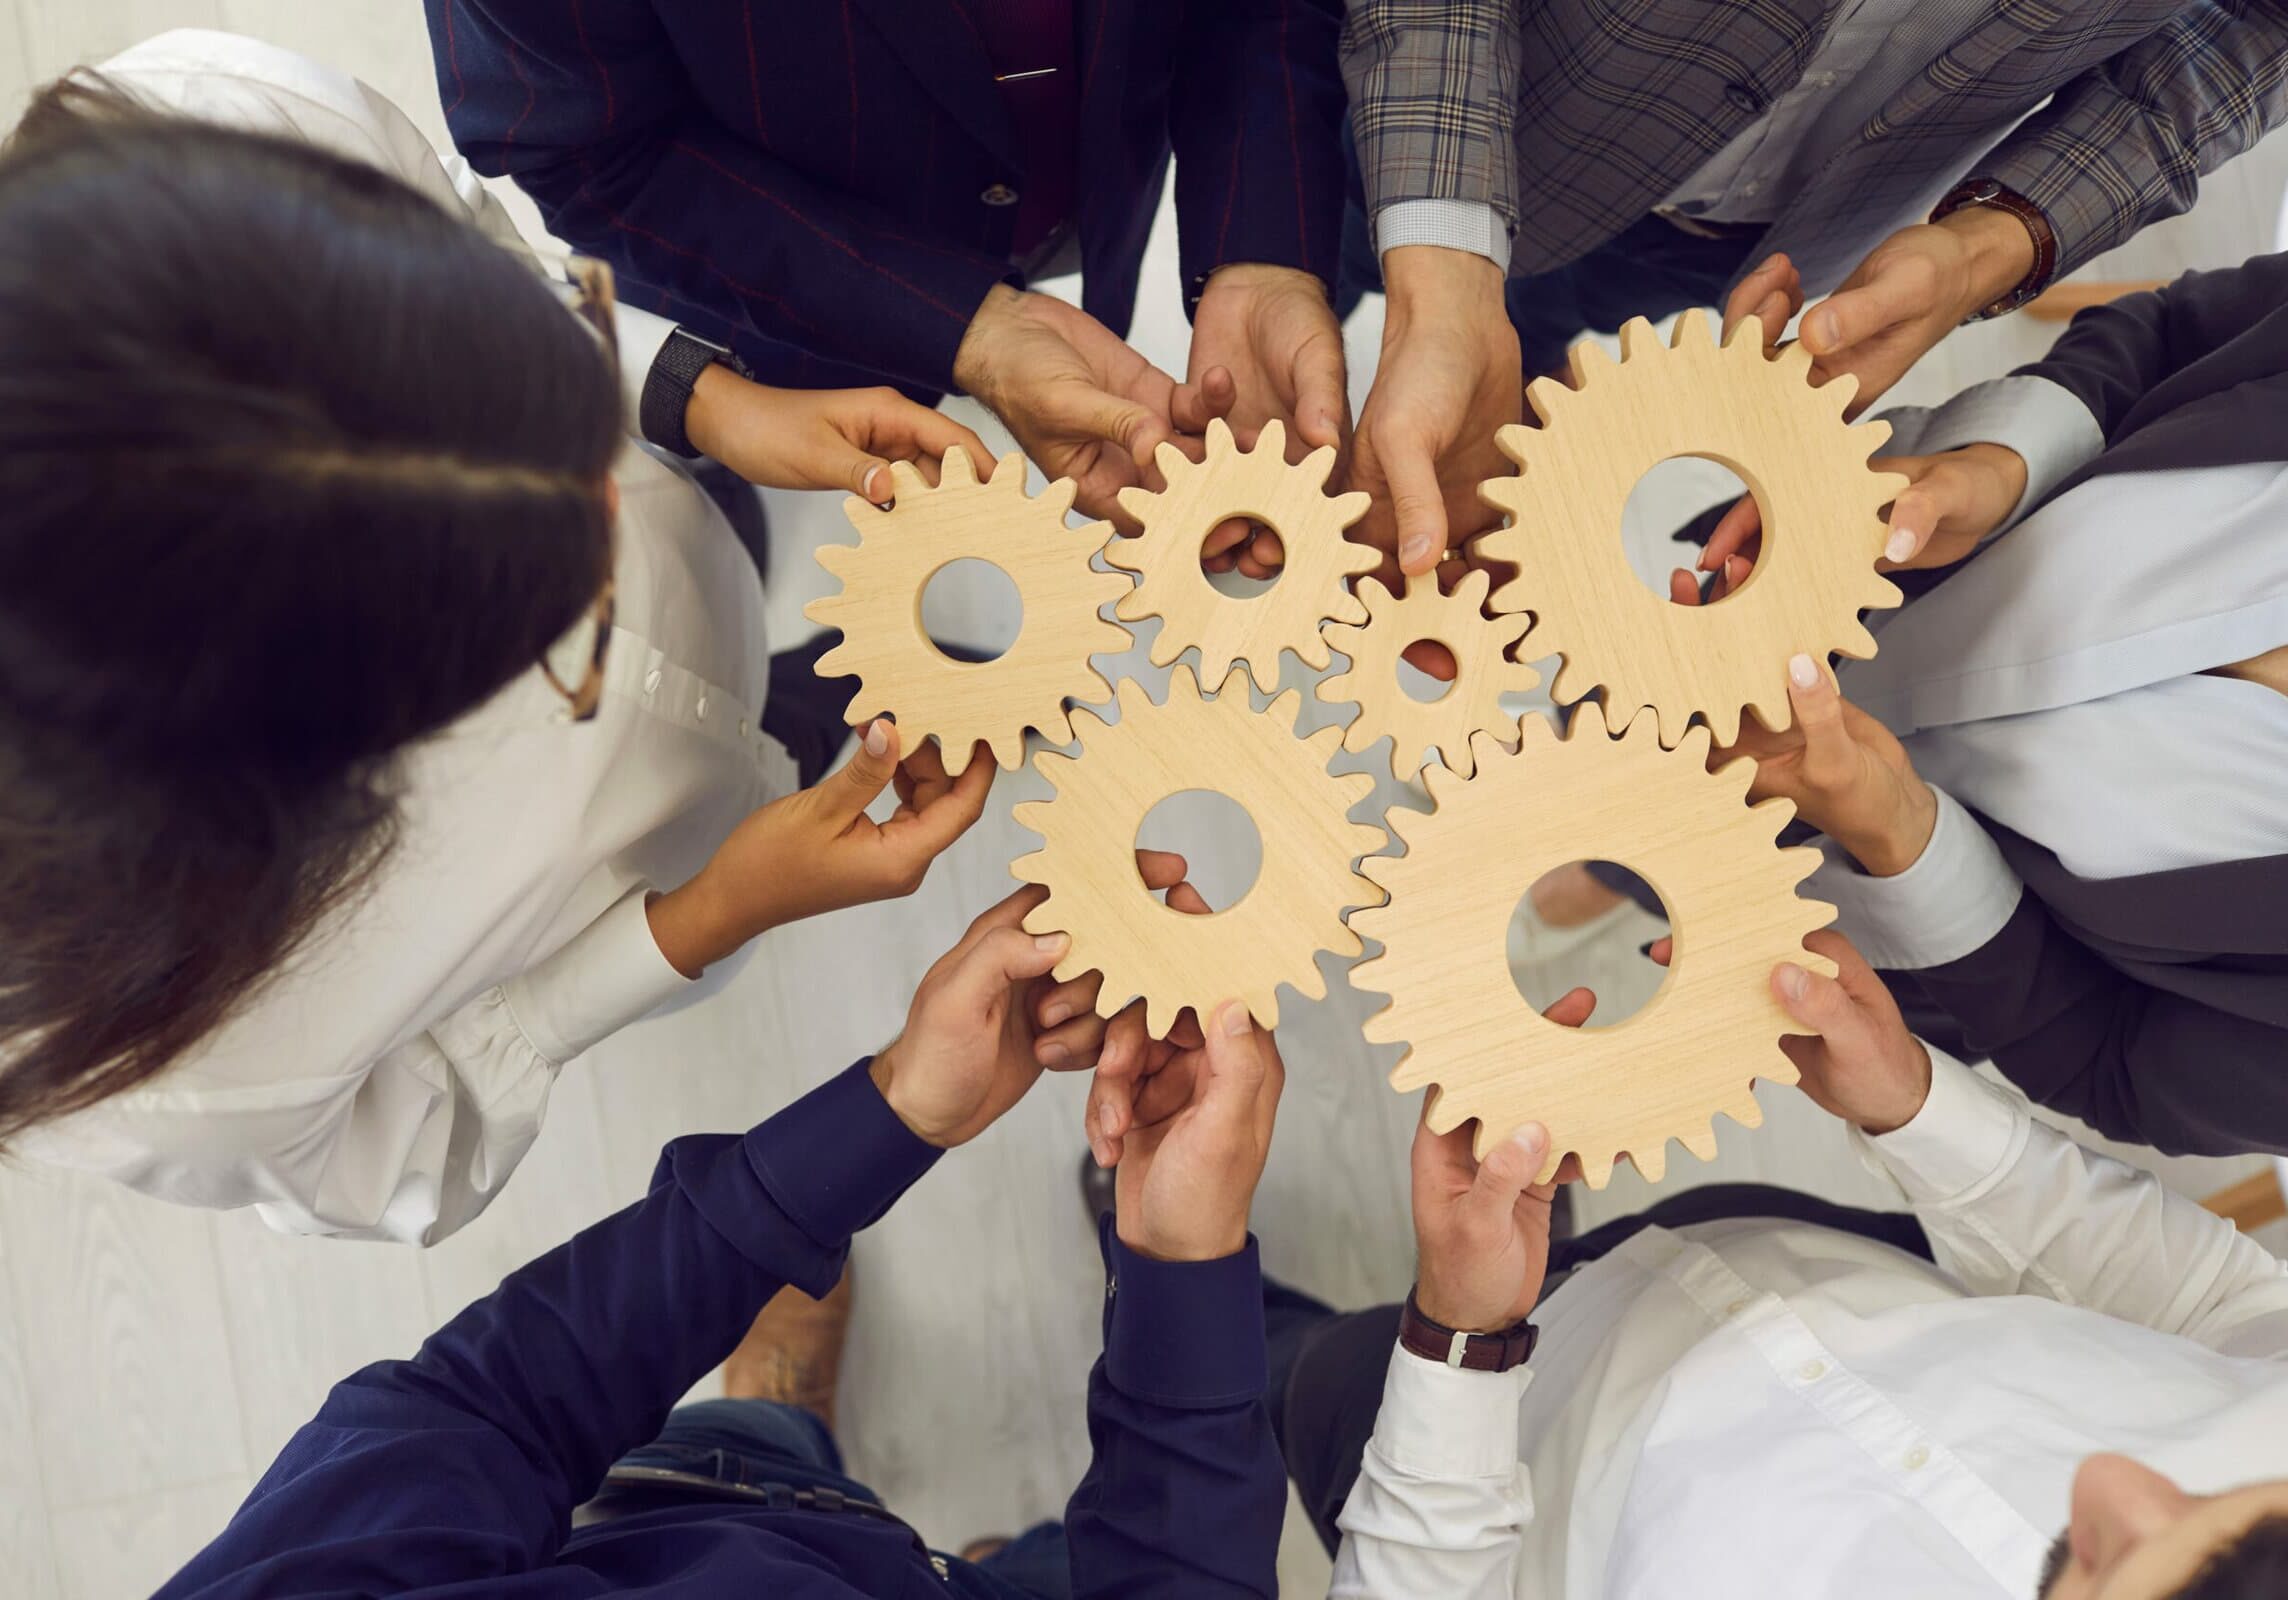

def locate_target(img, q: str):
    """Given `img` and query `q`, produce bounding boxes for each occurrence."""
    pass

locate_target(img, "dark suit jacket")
[1888,257,2288,1158]
[427,0,1347,395]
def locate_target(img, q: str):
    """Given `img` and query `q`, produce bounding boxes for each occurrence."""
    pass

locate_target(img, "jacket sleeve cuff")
[1854,1048,2029,1205]
[1809,789,2023,972]
[1375,200,1511,275]
[498,888,693,1065]
[616,304,680,440]
[745,1061,942,1249]
[1100,1222,1267,1409]
[1877,374,2103,535]
[1368,1339,1532,1479]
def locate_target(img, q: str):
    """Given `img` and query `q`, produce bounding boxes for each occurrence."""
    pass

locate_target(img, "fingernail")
[1788,653,1820,689]
[1809,308,1839,347]
[1511,1124,1548,1159]
[1039,998,1075,1028]
[1039,1039,1070,1066]
[1883,527,1918,564]
[1777,963,1810,1001]
[1400,533,1435,569]
[863,465,888,504]
[863,720,891,757]
[1219,1003,1252,1038]
[1034,932,1069,955]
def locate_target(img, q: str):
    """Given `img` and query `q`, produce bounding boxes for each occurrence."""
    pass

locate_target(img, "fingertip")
[1774,962,1811,1004]
[1216,1001,1252,1039]
[860,461,891,505]
[863,718,894,758]
[1787,653,1821,690]
[1806,306,1842,351]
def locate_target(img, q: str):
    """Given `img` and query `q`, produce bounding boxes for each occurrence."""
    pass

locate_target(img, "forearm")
[1873,375,2105,532]
[1328,1345,1531,1600]
[1066,1229,1286,1598]
[1860,1051,2288,1355]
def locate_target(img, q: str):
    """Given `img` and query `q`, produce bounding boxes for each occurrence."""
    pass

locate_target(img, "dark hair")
[2173,1513,2288,1599]
[0,76,622,1143]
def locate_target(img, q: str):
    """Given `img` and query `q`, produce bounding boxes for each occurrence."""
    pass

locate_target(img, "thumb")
[1196,1001,1272,1121]
[1881,459,1971,567]
[943,924,1070,1015]
[808,432,895,506]
[1291,339,1351,454]
[819,718,899,823]
[1771,959,1866,1050]
[1386,440,1450,575]
[1802,272,1915,357]
[1465,1123,1549,1224]
[1066,385,1175,475]
[1784,655,1853,786]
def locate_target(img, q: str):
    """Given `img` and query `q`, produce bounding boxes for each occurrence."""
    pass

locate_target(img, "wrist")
[1381,244,1504,329]
[643,872,748,980]
[1855,1041,1935,1137]
[1938,204,2039,315]
[683,363,756,464]
[1844,780,1940,878]
[952,283,1029,400]
[1413,1283,1511,1336]
[866,1041,959,1149]
[1115,1214,1247,1264]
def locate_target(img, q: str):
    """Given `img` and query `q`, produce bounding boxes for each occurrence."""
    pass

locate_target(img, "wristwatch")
[640,328,752,458]
[1398,1288,1538,1373]
[1930,178,2058,321]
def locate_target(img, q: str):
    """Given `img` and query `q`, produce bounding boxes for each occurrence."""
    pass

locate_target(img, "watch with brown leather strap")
[1930,178,2058,321]
[1398,1288,1539,1373]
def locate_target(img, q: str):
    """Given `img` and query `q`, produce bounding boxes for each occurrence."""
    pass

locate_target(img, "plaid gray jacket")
[1342,0,2288,291]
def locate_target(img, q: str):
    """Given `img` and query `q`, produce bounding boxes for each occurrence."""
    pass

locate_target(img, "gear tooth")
[1266,685,1305,731]
[1851,417,1897,458]
[1203,416,1237,457]
[1681,1122,1722,1164]
[939,445,978,486]
[811,542,858,580]
[1038,477,1080,521]
[1668,721,1714,766]
[1743,792,1798,837]
[1008,843,1048,883]
[1838,620,1881,661]
[1726,1090,1768,1131]
[1491,421,1537,468]
[1332,491,1376,533]
[1419,758,1469,809]
[1252,417,1288,461]
[1670,307,1716,351]
[1452,566,1494,610]
[936,735,979,777]
[1571,336,1621,382]
[1579,1150,1617,1190]
[1316,663,1359,703]
[1632,1140,1670,1184]
[1525,376,1570,427]
[887,457,932,498]
[1863,572,1905,610]
[1294,442,1337,493]
[1615,317,1665,361]
[808,639,854,680]
[1809,363,1860,414]
[1719,311,1763,352]
[1699,699,1743,749]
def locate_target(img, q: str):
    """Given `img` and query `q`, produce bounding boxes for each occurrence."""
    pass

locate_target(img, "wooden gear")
[1011,666,1387,1037]
[1317,570,1542,781]
[1349,702,1835,1187]
[806,449,1134,775]
[1110,418,1379,694]
[1476,311,1908,747]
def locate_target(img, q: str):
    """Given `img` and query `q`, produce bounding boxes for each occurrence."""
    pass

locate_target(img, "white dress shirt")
[1330,1052,2288,1598]
[16,32,795,1244]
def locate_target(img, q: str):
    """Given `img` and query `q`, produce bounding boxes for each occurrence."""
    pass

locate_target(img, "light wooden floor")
[3,6,2286,1596]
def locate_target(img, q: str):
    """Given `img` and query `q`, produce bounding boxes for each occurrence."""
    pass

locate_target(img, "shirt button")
[1797,1359,1827,1382]
[1725,82,1765,114]
[696,696,710,720]
[1905,1446,1931,1470]
[981,182,1019,207]
[643,668,663,695]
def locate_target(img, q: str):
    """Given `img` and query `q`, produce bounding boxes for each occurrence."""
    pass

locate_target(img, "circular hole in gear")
[1506,861,1672,1030]
[1198,519,1284,599]
[1397,647,1453,704]
[919,557,1023,663]
[1619,457,1762,606]
[1133,789,1264,913]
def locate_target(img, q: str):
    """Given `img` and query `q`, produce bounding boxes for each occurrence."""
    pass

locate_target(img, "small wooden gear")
[1317,569,1542,781]
[1349,702,1834,1188]
[1476,311,1909,747]
[1109,417,1379,694]
[805,448,1134,776]
[1011,666,1387,1037]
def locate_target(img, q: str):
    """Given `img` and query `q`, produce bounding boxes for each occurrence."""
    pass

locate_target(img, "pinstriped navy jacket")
[426,0,1348,397]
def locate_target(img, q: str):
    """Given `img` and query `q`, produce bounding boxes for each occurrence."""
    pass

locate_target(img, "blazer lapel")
[848,0,1015,167]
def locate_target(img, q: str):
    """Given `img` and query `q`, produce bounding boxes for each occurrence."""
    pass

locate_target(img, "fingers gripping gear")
[1350,703,1836,1188]
[1010,667,1388,1038]
[1475,311,1909,747]
[806,448,1134,775]
[1317,569,1541,781]
[1109,418,1379,693]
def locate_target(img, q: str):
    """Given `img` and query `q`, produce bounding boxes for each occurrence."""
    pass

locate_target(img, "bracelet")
[1930,179,2057,322]
[1398,1288,1538,1373]
[640,329,750,458]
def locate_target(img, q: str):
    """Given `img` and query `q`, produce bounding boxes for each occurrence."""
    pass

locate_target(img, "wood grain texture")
[1012,667,1387,1036]
[1479,311,1906,747]
[0,1207,62,1600]
[1318,569,1539,780]
[1110,419,1378,693]
[1352,703,1835,1186]
[808,450,1134,775]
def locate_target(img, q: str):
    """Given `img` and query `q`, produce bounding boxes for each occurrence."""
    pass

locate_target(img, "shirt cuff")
[616,304,681,440]
[1100,1222,1267,1409]
[1367,1339,1532,1479]
[1375,200,1512,276]
[1809,789,2023,972]
[746,1060,942,1249]
[1854,1048,2029,1205]
[498,887,693,1065]
[1882,374,2104,536]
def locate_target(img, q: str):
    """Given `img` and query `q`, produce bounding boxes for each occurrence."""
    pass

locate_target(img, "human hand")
[685,370,992,503]
[1721,250,1808,353]
[645,721,993,977]
[1188,263,1350,578]
[1690,440,2028,586]
[1351,247,1521,585]
[1716,656,1936,877]
[1772,930,1933,1135]
[1409,988,1593,1332]
[1795,209,2038,416]
[953,285,1221,525]
[1112,1000,1286,1262]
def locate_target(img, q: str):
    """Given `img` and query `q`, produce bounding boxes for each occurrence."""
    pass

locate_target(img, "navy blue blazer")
[427,0,1348,396]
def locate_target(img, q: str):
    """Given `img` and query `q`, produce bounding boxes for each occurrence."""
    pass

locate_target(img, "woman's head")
[0,77,623,1141]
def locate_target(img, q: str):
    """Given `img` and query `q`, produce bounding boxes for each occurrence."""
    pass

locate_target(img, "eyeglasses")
[541,257,622,723]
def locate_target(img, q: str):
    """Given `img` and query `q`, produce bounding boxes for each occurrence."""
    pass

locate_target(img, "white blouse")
[15,31,794,1243]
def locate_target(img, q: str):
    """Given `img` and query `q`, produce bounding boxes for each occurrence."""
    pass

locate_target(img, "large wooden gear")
[1109,418,1379,693]
[1317,570,1542,781]
[1011,667,1387,1037]
[806,448,1134,775]
[1476,311,1908,747]
[1349,702,1835,1188]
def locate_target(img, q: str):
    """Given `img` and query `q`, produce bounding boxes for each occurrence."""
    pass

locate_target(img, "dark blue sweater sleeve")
[1064,1221,1284,1598]
[155,1062,937,1599]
